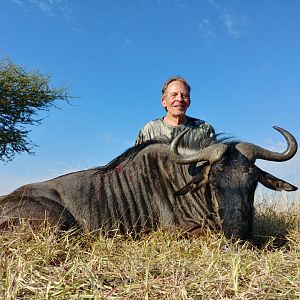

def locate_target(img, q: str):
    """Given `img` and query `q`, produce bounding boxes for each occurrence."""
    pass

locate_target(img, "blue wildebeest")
[0,126,297,240]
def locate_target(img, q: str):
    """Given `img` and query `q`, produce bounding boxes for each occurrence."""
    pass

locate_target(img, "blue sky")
[0,0,299,196]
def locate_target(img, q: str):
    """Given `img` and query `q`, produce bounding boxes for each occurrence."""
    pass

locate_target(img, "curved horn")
[170,129,227,164]
[235,126,298,162]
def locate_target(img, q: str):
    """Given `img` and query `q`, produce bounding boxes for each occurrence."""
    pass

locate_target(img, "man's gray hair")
[161,76,191,99]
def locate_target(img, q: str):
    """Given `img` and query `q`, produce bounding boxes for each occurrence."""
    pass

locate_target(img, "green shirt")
[135,116,216,147]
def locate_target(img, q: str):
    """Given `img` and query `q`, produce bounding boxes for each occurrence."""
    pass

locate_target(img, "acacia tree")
[0,58,73,162]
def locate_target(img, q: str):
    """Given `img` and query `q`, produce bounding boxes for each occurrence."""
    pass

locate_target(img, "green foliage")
[0,57,72,162]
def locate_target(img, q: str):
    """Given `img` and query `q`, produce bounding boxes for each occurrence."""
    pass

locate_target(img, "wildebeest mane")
[216,133,240,146]
[94,139,166,172]
[94,133,238,173]
[177,132,238,150]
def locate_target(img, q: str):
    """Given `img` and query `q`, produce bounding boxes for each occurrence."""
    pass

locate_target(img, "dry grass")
[1,194,300,299]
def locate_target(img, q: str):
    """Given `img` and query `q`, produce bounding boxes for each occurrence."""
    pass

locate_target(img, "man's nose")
[175,93,184,100]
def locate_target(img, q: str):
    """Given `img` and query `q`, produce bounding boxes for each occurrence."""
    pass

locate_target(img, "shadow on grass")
[252,208,300,249]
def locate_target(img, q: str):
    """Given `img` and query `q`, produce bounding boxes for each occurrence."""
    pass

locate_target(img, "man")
[135,76,216,147]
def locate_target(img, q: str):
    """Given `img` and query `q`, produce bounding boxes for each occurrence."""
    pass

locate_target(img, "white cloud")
[198,19,217,40]
[11,0,72,19]
[208,0,244,39]
[11,0,24,6]
[220,12,241,39]
[30,0,54,16]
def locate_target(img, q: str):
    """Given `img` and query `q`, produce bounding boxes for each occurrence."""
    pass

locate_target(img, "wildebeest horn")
[170,129,227,164]
[235,126,298,162]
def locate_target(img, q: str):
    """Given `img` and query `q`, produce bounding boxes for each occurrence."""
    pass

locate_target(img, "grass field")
[1,192,299,299]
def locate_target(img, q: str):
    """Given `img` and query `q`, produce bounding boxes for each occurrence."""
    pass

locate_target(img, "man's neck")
[163,114,186,126]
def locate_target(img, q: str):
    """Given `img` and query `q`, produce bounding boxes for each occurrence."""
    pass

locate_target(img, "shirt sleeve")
[135,122,152,145]
[135,120,160,145]
[135,129,144,145]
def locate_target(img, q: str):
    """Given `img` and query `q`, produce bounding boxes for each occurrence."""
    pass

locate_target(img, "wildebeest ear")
[258,169,298,191]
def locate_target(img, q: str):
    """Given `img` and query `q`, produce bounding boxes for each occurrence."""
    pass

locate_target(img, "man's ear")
[161,97,167,108]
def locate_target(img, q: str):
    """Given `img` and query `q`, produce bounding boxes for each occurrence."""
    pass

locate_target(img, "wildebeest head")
[170,126,298,240]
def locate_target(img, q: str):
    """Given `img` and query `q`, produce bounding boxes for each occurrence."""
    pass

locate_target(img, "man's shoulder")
[135,118,166,145]
[185,116,216,138]
[140,118,164,130]
[137,118,163,137]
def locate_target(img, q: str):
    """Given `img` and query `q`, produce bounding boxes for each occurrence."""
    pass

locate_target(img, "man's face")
[162,80,190,118]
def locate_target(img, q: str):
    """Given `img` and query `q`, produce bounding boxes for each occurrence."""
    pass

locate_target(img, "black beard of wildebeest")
[0,126,298,240]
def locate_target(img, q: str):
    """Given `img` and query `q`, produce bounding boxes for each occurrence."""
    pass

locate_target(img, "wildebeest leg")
[0,196,77,231]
